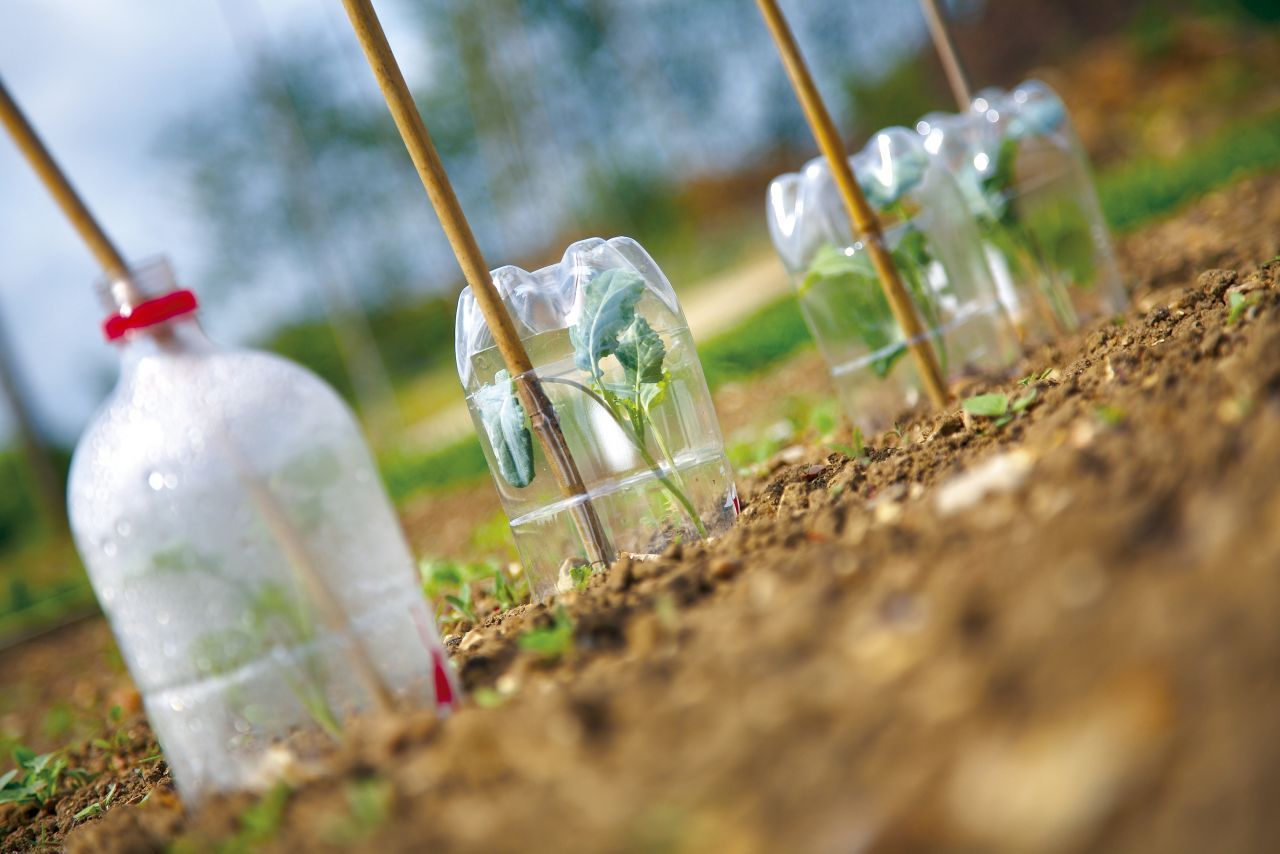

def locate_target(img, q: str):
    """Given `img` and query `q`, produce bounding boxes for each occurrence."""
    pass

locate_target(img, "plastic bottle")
[456,238,739,599]
[767,128,1019,431]
[67,257,455,803]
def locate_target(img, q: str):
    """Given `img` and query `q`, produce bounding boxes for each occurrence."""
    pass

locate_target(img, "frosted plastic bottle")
[67,258,456,804]
[456,237,739,600]
[767,128,1019,431]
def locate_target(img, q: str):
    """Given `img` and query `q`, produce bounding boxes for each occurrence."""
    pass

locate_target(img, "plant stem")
[541,377,709,539]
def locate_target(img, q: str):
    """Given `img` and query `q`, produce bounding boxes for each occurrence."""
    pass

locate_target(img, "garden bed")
[2,172,1279,851]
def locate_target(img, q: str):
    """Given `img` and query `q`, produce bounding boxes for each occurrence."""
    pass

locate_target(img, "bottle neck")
[114,317,216,371]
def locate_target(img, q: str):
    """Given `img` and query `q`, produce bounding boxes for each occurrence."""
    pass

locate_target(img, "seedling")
[150,546,344,743]
[477,268,708,539]
[1018,368,1053,387]
[963,388,1037,428]
[518,607,575,662]
[443,585,478,626]
[963,393,1010,418]
[827,426,870,464]
[0,746,71,808]
[1227,291,1260,325]
[420,557,529,631]
[72,783,117,822]
[802,240,947,377]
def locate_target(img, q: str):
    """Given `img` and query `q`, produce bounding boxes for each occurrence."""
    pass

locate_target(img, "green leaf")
[473,369,535,488]
[1227,291,1259,325]
[800,244,906,378]
[963,393,1010,417]
[0,769,17,790]
[570,268,647,378]
[615,316,666,386]
[1011,388,1038,413]
[640,376,669,411]
[0,786,32,805]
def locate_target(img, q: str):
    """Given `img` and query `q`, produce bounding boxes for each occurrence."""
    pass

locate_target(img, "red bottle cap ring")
[103,290,199,342]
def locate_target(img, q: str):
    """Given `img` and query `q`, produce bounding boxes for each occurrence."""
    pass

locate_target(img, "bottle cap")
[103,289,199,341]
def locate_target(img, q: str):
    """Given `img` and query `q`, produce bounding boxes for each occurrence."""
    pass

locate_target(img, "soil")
[2,173,1280,852]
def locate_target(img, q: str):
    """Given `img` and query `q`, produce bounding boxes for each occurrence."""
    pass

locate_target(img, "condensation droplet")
[102,540,118,557]
[170,697,186,712]
[157,612,171,626]
[115,520,132,537]
[234,719,251,734]
[163,642,178,658]
[147,471,165,490]
[163,472,179,489]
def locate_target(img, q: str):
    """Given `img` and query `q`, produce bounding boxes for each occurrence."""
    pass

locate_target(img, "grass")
[1099,111,1280,233]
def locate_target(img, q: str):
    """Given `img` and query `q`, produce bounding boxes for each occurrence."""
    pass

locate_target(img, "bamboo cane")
[339,0,615,568]
[755,0,950,408]
[919,0,973,111]
[0,77,143,310]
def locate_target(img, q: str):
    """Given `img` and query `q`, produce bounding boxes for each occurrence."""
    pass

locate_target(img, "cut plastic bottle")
[918,80,1128,333]
[767,128,1019,432]
[456,237,739,600]
[66,257,456,804]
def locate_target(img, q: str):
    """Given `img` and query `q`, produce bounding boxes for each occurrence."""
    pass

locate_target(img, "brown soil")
[1,173,1279,851]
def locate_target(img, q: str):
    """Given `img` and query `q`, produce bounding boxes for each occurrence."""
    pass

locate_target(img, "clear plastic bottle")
[918,107,1076,342]
[67,258,455,804]
[919,81,1128,331]
[767,128,1019,432]
[456,238,739,600]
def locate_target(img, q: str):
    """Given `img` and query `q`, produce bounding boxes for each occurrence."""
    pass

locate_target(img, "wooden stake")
[755,0,950,408]
[919,0,973,111]
[0,77,143,309]
[339,0,615,568]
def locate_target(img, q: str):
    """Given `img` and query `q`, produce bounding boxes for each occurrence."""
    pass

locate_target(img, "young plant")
[798,156,950,381]
[962,388,1038,428]
[72,783,117,822]
[0,746,71,808]
[147,546,344,743]
[1227,290,1260,325]
[974,102,1096,323]
[518,607,575,662]
[420,557,527,631]
[475,268,709,539]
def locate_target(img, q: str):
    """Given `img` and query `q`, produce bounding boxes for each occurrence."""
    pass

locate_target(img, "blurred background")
[1,0,1278,645]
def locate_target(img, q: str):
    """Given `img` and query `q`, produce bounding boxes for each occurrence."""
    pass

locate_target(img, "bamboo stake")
[339,0,615,568]
[0,77,143,310]
[755,0,950,408]
[919,0,973,111]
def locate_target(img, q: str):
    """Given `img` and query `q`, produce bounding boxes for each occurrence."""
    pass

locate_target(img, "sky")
[0,0,429,445]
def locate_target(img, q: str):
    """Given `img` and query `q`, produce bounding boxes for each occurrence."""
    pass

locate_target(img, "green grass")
[1099,110,1280,233]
